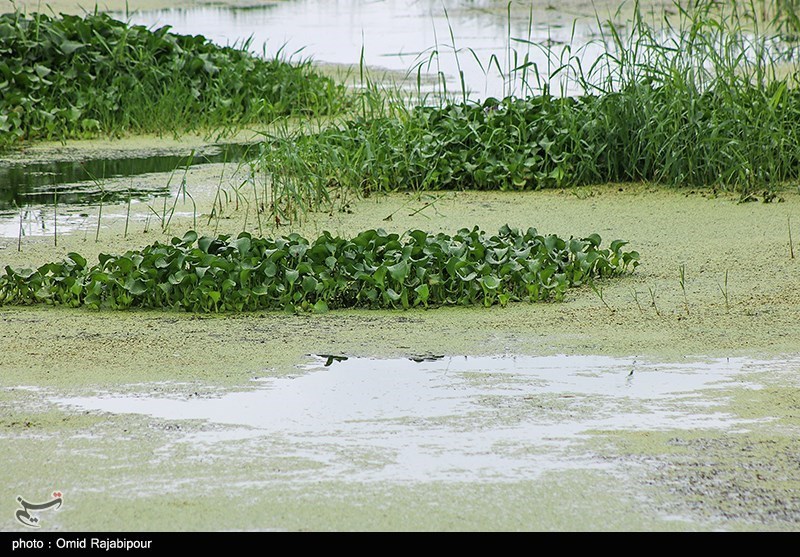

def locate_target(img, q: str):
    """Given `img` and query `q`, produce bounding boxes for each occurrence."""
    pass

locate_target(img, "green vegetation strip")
[0,226,638,312]
[265,88,800,196]
[0,12,348,148]
[262,3,800,220]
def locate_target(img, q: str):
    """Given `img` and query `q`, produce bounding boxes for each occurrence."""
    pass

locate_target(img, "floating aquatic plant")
[0,226,638,312]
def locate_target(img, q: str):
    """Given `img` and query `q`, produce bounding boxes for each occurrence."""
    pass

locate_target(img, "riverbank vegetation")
[259,1,800,221]
[0,11,348,149]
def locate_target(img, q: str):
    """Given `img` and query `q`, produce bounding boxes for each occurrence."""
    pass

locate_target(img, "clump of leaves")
[0,11,348,149]
[0,225,639,312]
[263,96,582,201]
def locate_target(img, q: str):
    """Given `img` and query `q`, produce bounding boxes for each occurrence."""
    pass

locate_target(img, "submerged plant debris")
[0,225,638,312]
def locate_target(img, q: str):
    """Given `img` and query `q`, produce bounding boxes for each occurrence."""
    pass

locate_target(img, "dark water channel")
[0,142,257,212]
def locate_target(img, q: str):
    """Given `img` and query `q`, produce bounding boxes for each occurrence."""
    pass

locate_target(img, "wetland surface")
[1,0,799,532]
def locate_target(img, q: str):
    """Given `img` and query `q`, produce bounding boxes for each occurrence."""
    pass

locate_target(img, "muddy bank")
[593,370,800,528]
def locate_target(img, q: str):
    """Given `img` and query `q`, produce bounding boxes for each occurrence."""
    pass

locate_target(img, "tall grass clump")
[0,11,349,149]
[756,0,800,39]
[586,0,800,189]
[259,0,800,221]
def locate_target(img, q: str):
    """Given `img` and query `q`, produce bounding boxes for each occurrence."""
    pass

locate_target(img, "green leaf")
[114,257,133,274]
[456,268,477,282]
[385,288,401,302]
[59,40,87,55]
[168,271,186,285]
[198,236,214,253]
[610,240,628,253]
[262,261,277,278]
[285,269,299,285]
[584,233,602,247]
[126,279,148,296]
[374,265,387,287]
[67,252,86,269]
[387,260,409,283]
[414,283,429,304]
[235,237,251,254]
[301,275,318,294]
[289,244,308,258]
[34,64,51,78]
[479,275,501,290]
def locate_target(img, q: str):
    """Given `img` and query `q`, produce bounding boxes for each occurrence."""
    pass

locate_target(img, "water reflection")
[116,0,608,99]
[0,142,256,211]
[51,353,783,482]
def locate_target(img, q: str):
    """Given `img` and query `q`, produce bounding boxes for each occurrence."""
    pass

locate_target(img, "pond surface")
[116,0,608,99]
[0,142,257,238]
[0,142,256,212]
[51,354,778,483]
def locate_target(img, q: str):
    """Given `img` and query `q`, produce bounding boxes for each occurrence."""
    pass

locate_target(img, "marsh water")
[4,1,800,531]
[115,0,607,100]
[0,142,257,237]
[51,354,777,483]
[0,142,256,211]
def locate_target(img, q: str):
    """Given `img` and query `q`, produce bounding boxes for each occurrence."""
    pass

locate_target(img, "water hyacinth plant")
[0,11,349,148]
[0,226,639,312]
[260,1,800,221]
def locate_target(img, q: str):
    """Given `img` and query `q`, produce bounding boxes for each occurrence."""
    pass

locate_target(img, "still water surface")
[117,0,608,99]
[52,354,783,482]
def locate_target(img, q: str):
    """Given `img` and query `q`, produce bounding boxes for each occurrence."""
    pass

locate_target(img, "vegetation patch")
[0,226,638,312]
[265,87,800,199]
[0,11,348,148]
[261,2,800,220]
